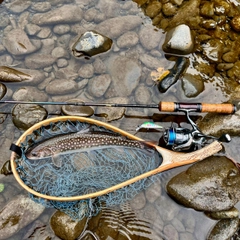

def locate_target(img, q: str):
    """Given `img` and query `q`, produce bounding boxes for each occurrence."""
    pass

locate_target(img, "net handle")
[10,116,222,201]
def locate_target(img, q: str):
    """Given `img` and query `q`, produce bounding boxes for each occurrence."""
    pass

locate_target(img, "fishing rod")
[0,100,236,114]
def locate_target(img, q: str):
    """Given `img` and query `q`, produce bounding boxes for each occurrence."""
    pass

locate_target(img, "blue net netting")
[14,120,163,220]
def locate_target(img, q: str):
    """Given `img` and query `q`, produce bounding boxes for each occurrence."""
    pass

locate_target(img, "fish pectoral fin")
[51,154,62,168]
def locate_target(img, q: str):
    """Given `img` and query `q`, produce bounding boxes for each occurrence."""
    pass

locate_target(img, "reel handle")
[159,102,236,114]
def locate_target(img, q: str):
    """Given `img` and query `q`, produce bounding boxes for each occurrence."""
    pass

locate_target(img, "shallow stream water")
[0,0,240,239]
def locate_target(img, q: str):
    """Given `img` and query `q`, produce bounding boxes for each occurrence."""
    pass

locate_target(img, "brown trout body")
[25,132,147,159]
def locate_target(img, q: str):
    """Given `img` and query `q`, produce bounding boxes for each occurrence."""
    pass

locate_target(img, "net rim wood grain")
[10,116,222,201]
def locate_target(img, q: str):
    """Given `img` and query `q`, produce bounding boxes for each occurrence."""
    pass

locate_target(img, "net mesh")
[14,120,163,220]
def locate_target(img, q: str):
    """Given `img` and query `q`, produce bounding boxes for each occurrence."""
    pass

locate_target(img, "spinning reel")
[163,110,231,151]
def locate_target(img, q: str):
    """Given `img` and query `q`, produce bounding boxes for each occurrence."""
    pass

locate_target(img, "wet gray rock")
[0,13,9,28]
[53,24,71,35]
[197,110,240,137]
[78,63,94,78]
[5,0,31,13]
[134,84,151,104]
[3,28,40,56]
[163,224,179,240]
[51,46,69,59]
[12,86,48,102]
[87,74,111,98]
[155,195,180,222]
[130,192,146,210]
[14,68,45,85]
[145,179,162,203]
[162,24,194,55]
[93,58,106,74]
[96,15,142,39]
[32,5,83,25]
[0,195,45,240]
[139,26,163,50]
[12,104,48,130]
[0,83,6,100]
[95,97,128,121]
[25,54,57,69]
[106,56,141,97]
[72,31,113,57]
[50,210,87,240]
[30,2,51,12]
[37,27,52,39]
[167,156,240,212]
[25,23,41,36]
[181,73,204,98]
[61,99,94,117]
[207,218,239,240]
[139,53,166,69]
[116,31,139,49]
[46,79,78,95]
[97,0,120,18]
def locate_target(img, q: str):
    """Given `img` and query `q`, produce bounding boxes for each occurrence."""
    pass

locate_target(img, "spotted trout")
[25,131,149,160]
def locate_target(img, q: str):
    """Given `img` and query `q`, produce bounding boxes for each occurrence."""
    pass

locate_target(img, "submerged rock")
[0,83,6,100]
[95,97,128,121]
[72,31,112,57]
[32,5,83,25]
[162,24,194,55]
[61,99,94,117]
[0,195,45,239]
[167,156,240,212]
[207,218,239,240]
[0,66,31,82]
[12,104,48,130]
[106,56,141,97]
[3,29,39,56]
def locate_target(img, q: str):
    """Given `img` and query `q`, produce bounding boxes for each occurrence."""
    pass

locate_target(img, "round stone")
[61,99,94,117]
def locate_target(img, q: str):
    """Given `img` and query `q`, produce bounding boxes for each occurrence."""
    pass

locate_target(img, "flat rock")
[167,156,240,212]
[12,86,48,102]
[95,15,142,39]
[45,79,78,95]
[87,74,111,98]
[25,54,57,69]
[106,55,141,97]
[0,195,45,240]
[3,28,39,56]
[95,97,128,121]
[61,99,94,117]
[139,25,163,50]
[31,5,83,25]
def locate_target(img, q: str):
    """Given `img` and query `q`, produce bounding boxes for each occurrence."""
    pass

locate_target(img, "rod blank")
[0,100,236,114]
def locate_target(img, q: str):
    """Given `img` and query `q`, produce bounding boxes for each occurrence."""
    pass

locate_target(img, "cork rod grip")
[159,102,236,114]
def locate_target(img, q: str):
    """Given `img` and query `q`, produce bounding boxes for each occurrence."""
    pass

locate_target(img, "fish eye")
[31,152,38,157]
